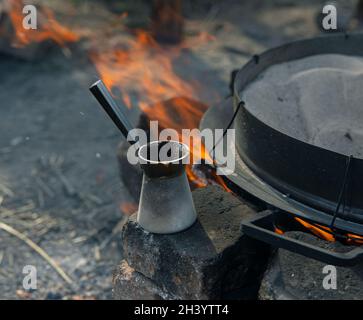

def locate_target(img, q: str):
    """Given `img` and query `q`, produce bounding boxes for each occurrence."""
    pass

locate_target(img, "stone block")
[113,260,173,300]
[117,185,271,299]
[259,231,363,300]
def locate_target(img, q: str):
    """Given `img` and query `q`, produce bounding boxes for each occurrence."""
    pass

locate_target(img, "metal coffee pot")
[90,80,197,234]
[137,140,197,234]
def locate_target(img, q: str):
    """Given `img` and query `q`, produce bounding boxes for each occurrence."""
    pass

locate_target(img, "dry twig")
[0,221,73,285]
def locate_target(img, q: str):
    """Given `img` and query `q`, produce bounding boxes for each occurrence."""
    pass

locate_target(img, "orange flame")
[274,225,284,235]
[346,233,363,245]
[6,0,79,48]
[291,217,363,246]
[90,30,202,110]
[294,217,335,242]
[143,97,212,164]
[91,27,220,188]
[186,168,207,188]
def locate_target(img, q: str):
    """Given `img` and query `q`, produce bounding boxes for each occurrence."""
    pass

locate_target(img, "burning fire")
[276,216,363,246]
[346,233,363,245]
[294,217,335,242]
[91,25,220,188]
[296,217,363,245]
[90,30,213,111]
[4,0,79,47]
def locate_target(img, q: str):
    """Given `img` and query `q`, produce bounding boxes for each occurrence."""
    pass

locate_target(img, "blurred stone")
[259,231,363,300]
[151,0,184,44]
[117,185,271,300]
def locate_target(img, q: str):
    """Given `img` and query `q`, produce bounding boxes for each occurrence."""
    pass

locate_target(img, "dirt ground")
[0,0,358,299]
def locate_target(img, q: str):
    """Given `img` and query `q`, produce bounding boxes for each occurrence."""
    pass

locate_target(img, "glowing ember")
[346,233,363,245]
[292,217,363,246]
[294,217,335,242]
[274,226,284,235]
[5,0,79,47]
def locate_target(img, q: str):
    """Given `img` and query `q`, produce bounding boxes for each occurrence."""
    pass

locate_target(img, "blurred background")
[0,0,362,299]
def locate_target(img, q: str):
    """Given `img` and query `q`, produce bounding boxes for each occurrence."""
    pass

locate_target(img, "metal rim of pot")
[138,140,190,178]
[233,32,363,225]
[138,140,189,165]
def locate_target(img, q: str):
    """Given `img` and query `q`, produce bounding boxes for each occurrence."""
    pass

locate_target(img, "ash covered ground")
[0,0,358,299]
